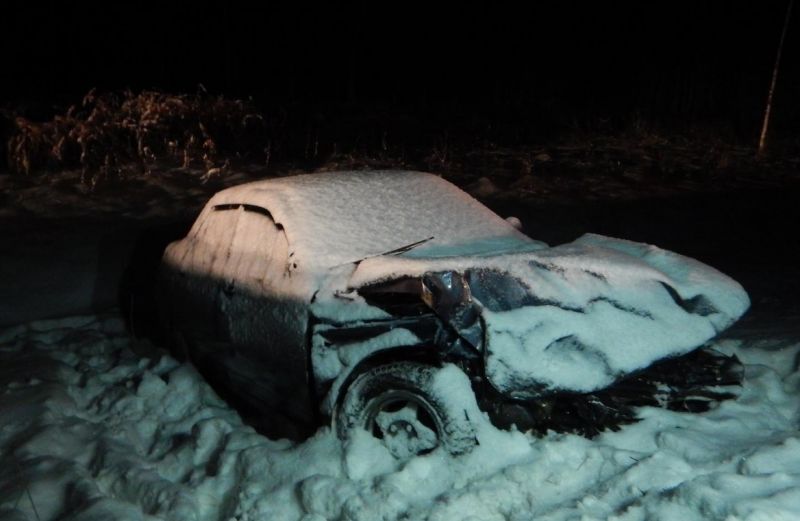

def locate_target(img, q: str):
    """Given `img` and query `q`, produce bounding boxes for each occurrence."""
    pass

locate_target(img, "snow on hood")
[206,170,540,271]
[351,233,750,396]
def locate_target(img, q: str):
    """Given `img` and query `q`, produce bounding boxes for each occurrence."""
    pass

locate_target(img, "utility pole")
[758,0,794,157]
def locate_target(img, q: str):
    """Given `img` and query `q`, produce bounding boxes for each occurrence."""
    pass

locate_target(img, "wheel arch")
[323,345,442,421]
[332,356,480,457]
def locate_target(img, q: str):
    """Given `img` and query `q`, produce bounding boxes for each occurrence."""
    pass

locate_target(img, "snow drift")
[1,314,799,520]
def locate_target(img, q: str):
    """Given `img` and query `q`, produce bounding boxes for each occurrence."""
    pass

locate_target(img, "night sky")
[3,1,798,138]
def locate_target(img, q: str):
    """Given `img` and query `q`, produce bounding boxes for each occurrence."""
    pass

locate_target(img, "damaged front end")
[312,266,744,438]
[479,346,743,438]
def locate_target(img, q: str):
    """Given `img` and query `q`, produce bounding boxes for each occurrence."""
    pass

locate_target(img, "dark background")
[1,2,799,435]
[3,1,798,143]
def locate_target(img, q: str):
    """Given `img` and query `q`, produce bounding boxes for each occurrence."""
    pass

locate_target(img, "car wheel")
[335,362,477,460]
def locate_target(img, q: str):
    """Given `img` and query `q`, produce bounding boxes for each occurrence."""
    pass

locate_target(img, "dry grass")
[6,90,798,196]
[6,89,267,188]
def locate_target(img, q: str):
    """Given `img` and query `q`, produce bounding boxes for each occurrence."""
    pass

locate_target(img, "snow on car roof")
[208,170,536,269]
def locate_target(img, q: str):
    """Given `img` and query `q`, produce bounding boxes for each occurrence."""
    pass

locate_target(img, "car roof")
[207,170,534,270]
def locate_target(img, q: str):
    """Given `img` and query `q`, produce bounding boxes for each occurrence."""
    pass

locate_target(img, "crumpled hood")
[351,233,750,397]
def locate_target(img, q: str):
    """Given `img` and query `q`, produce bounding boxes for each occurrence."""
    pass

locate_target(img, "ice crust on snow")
[1,315,800,521]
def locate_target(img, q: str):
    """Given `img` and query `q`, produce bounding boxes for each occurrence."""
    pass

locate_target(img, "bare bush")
[6,89,268,186]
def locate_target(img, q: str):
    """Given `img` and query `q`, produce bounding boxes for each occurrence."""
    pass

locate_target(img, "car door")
[214,204,315,431]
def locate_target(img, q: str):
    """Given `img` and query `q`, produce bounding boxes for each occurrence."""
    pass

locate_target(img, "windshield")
[401,235,547,259]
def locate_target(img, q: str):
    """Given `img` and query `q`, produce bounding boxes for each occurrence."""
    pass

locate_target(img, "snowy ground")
[1,313,799,520]
[1,165,800,520]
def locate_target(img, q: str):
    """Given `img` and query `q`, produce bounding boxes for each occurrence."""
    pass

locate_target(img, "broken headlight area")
[357,272,485,358]
[355,268,571,362]
[420,272,483,352]
[355,277,431,317]
[475,347,743,438]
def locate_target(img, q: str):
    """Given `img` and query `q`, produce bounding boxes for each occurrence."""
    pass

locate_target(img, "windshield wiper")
[380,236,435,256]
[344,236,435,267]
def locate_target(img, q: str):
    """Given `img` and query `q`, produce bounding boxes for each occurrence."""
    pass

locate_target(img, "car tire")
[335,362,477,459]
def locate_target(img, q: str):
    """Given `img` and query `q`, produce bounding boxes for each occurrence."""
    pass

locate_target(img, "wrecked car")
[157,170,749,458]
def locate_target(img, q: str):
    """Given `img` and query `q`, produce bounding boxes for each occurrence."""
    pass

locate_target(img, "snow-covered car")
[158,170,749,458]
